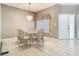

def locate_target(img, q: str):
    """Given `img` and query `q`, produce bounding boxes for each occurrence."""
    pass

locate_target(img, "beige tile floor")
[2,37,79,56]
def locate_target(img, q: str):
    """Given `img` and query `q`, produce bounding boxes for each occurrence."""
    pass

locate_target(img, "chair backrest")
[38,29,43,36]
[36,29,44,47]
[23,32,30,37]
[36,29,44,41]
[18,29,30,40]
[18,29,24,41]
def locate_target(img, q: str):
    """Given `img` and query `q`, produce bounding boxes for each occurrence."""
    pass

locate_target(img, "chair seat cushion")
[24,36,30,39]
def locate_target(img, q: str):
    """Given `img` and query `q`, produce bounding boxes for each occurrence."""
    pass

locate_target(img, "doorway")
[59,14,75,39]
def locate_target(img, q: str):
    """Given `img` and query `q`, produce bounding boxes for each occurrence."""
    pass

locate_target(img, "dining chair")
[23,32,31,46]
[17,29,24,43]
[32,29,44,47]
[37,29,44,40]
[17,29,31,46]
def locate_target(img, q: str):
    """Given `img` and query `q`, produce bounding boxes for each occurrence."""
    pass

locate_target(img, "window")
[36,19,49,33]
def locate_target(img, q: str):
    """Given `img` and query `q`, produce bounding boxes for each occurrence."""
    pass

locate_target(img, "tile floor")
[2,37,79,56]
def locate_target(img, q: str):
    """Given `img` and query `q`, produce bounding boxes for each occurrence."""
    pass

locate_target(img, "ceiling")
[3,3,56,12]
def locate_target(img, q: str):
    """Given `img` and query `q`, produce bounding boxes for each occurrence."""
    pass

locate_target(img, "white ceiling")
[3,3,56,12]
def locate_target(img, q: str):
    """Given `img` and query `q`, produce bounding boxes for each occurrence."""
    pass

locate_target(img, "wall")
[59,5,77,14]
[36,5,77,39]
[0,4,1,52]
[1,4,35,39]
[2,4,79,39]
[36,5,59,38]
[0,4,1,40]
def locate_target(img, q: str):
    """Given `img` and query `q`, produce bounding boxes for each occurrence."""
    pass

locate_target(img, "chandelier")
[26,3,33,21]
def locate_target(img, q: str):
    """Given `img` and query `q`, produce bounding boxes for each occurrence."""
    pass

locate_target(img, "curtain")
[36,14,51,20]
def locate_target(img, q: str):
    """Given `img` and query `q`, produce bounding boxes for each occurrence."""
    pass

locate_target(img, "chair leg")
[30,39,31,46]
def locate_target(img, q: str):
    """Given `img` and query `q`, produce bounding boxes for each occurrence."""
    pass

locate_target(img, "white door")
[59,14,70,39]
[59,14,75,39]
[69,14,75,39]
[77,15,79,39]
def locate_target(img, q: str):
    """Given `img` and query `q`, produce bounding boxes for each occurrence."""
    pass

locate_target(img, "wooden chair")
[36,29,44,46]
[31,29,44,47]
[17,29,24,43]
[17,29,31,46]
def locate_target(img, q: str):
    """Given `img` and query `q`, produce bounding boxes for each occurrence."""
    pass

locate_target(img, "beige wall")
[59,5,77,14]
[0,4,1,51]
[0,4,1,40]
[1,4,35,39]
[1,4,59,39]
[36,5,59,38]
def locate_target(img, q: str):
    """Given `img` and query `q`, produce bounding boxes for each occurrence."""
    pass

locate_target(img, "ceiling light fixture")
[26,15,33,21]
[26,1,33,21]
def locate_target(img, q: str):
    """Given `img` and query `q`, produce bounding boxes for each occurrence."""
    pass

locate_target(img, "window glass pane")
[36,19,49,33]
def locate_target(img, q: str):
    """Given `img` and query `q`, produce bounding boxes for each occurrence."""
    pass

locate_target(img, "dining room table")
[26,30,39,46]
